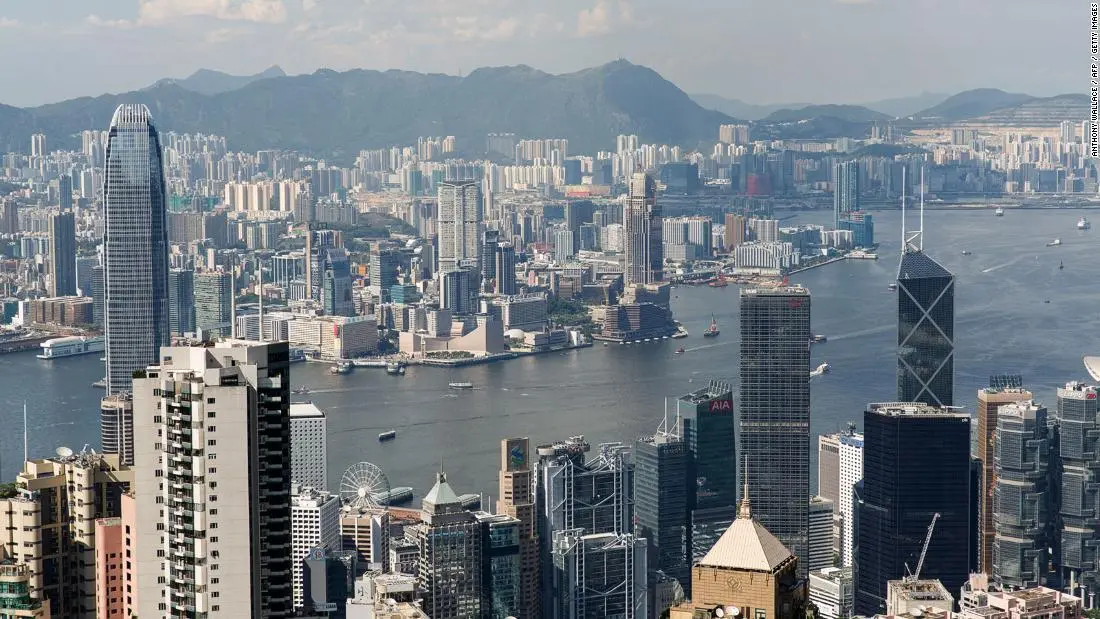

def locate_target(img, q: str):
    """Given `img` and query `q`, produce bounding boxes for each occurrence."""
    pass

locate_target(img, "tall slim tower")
[48,211,76,297]
[623,171,662,286]
[102,103,169,395]
[634,416,692,597]
[413,470,483,619]
[676,381,736,561]
[497,438,540,619]
[437,180,484,274]
[194,270,234,338]
[167,267,195,336]
[897,168,955,406]
[739,285,812,578]
[1055,381,1100,594]
[976,379,1032,574]
[834,161,860,227]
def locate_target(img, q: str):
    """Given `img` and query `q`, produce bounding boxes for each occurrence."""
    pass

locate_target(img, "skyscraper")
[834,161,859,226]
[291,487,341,611]
[412,470,483,619]
[47,211,76,297]
[290,402,328,491]
[675,381,736,561]
[808,496,835,573]
[896,248,955,407]
[437,180,484,274]
[132,341,294,617]
[837,430,863,569]
[497,438,540,618]
[634,418,692,596]
[167,267,195,336]
[305,228,342,302]
[194,270,234,338]
[321,247,354,317]
[495,242,517,295]
[739,286,812,577]
[976,381,1033,574]
[623,171,662,286]
[102,103,169,395]
[855,402,972,615]
[1056,381,1100,593]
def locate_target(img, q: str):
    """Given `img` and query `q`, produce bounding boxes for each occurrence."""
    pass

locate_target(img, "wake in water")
[981,253,1028,274]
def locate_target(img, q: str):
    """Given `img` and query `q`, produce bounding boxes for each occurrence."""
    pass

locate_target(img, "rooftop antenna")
[23,401,28,464]
[919,165,925,251]
[903,166,922,254]
[900,166,907,254]
[257,259,264,342]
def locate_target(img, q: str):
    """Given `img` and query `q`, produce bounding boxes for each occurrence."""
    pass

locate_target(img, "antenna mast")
[23,401,28,464]
[920,166,925,251]
[900,167,906,252]
[257,259,264,342]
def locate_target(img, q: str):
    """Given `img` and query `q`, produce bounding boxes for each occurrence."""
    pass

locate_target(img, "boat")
[888,283,898,291]
[1059,260,1064,270]
[1047,238,1061,247]
[449,382,474,390]
[92,378,107,389]
[810,362,831,378]
[707,275,729,288]
[372,486,414,506]
[291,386,311,395]
[378,430,397,442]
[674,347,685,355]
[1078,216,1091,230]
[703,316,720,338]
[330,361,352,375]
[386,361,407,375]
[37,335,105,359]
[1044,299,1051,304]
[961,250,972,256]
[812,334,828,343]
[994,207,1004,216]
[288,348,307,364]
[352,358,387,368]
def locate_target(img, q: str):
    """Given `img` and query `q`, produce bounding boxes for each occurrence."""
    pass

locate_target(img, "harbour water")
[0,208,1096,501]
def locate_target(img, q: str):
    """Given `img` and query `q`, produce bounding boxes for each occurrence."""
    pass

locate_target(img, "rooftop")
[699,475,794,573]
[867,401,970,419]
[289,402,325,418]
[898,251,953,280]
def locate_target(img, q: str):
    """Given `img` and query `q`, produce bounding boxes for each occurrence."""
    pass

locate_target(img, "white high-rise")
[290,402,327,490]
[437,180,483,275]
[132,340,294,617]
[838,431,864,568]
[291,486,341,610]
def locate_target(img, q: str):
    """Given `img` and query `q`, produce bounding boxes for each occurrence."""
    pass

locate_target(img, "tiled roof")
[699,517,794,572]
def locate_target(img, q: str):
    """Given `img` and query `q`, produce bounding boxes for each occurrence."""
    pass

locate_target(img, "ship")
[812,334,828,343]
[674,347,685,355]
[1059,260,1064,270]
[386,361,407,375]
[810,362,831,378]
[994,207,1004,216]
[291,386,311,395]
[703,316,720,338]
[707,275,729,288]
[329,361,352,375]
[1078,216,1091,230]
[378,429,397,442]
[1047,238,1062,247]
[37,335,105,359]
[449,382,474,390]
[961,250,972,256]
[352,358,387,368]
[888,283,898,291]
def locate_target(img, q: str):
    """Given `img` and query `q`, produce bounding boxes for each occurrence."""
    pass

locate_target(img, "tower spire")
[739,460,752,520]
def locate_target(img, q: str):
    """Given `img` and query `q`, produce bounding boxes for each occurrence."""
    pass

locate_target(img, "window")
[208,426,216,432]
[212,591,220,598]
[207,397,215,404]
[210,536,218,543]
[755,610,766,619]
[207,453,216,460]
[208,411,216,418]
[212,606,220,611]
[210,509,218,515]
[207,440,216,446]
[209,467,216,474]
[210,495,217,502]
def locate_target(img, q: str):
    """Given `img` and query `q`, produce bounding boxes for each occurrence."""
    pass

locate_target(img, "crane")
[906,512,941,583]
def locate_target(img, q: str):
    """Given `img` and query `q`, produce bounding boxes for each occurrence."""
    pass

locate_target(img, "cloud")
[0,17,21,28]
[206,27,245,43]
[438,16,519,42]
[576,1,636,37]
[301,0,318,10]
[137,0,288,24]
[85,14,137,29]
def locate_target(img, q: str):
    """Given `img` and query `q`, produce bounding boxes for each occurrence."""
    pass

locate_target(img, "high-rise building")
[440,267,475,315]
[723,213,746,251]
[369,249,401,299]
[855,402,972,616]
[306,228,343,302]
[48,211,76,297]
[476,511,522,618]
[103,104,169,395]
[808,496,835,573]
[837,430,863,569]
[437,180,484,275]
[897,250,955,407]
[30,133,45,157]
[291,487,341,611]
[623,171,663,286]
[91,265,105,327]
[495,242,517,295]
[834,161,860,226]
[1056,381,1100,593]
[412,470,482,619]
[0,562,50,618]
[551,529,649,618]
[739,286,812,578]
[675,381,736,562]
[634,419,692,597]
[132,340,294,618]
[818,434,840,509]
[321,247,354,317]
[99,394,134,466]
[290,402,328,491]
[497,438,540,618]
[809,567,854,619]
[167,268,196,336]
[976,382,1033,574]
[194,270,234,338]
[992,400,1054,590]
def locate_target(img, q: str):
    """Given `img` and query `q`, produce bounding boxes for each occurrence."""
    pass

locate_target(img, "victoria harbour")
[2,207,1094,498]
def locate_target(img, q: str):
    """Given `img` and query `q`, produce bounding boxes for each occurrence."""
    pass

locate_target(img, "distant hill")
[0,60,734,157]
[149,66,287,96]
[968,94,1089,127]
[913,88,1035,122]
[861,92,950,118]
[762,104,891,124]
[690,94,809,121]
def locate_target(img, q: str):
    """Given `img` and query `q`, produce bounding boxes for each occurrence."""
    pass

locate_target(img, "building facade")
[438,180,484,275]
[168,268,196,336]
[634,423,692,595]
[48,211,76,297]
[976,384,1034,574]
[896,251,955,407]
[1056,382,1100,593]
[291,487,341,610]
[623,172,662,286]
[194,270,233,339]
[676,381,737,562]
[412,471,482,619]
[290,402,328,491]
[497,438,540,618]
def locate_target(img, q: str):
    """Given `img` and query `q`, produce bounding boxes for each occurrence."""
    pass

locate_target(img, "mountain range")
[148,66,288,96]
[690,91,951,120]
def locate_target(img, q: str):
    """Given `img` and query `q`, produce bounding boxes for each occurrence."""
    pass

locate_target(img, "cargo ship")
[37,335,105,359]
[703,316,720,338]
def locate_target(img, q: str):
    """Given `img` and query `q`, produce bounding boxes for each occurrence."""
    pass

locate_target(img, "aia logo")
[788,298,803,309]
[710,399,732,412]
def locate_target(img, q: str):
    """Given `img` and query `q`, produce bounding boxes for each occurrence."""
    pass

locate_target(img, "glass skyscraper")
[634,424,692,592]
[48,210,76,297]
[676,381,736,562]
[103,103,168,395]
[834,160,860,227]
[623,171,662,286]
[855,402,972,615]
[897,250,955,406]
[1056,381,1100,593]
[739,286,811,578]
[167,268,195,336]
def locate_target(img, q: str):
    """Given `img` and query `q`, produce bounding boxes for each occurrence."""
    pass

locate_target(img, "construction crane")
[905,512,941,583]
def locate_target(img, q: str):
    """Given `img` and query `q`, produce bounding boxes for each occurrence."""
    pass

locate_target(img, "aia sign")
[710,399,733,412]
[788,298,804,309]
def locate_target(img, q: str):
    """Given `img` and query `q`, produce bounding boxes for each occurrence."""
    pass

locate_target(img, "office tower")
[167,268,196,336]
[305,228,343,301]
[91,265,105,327]
[497,438,540,618]
[340,506,389,572]
[834,161,860,226]
[370,249,400,299]
[321,247,354,317]
[837,430,863,568]
[623,171,662,285]
[634,418,692,598]
[481,229,501,284]
[291,487,341,610]
[675,381,736,561]
[440,267,474,314]
[1056,381,1100,593]
[194,270,233,338]
[739,286,811,577]
[132,340,294,618]
[476,512,522,617]
[437,180,484,274]
[855,402,972,615]
[808,496,835,572]
[818,434,840,509]
[102,104,169,396]
[976,380,1033,574]
[59,173,73,213]
[1,199,18,234]
[992,400,1053,590]
[99,394,134,466]
[495,242,517,295]
[47,211,76,297]
[553,227,575,261]
[412,470,482,619]
[668,487,806,619]
[301,548,356,617]
[551,529,648,618]
[723,213,746,251]
[809,567,854,619]
[897,248,955,407]
[30,133,45,157]
[0,452,133,617]
[290,402,328,491]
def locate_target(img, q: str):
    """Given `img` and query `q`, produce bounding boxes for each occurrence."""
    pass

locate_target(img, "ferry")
[329,361,352,375]
[37,335,105,359]
[386,361,407,375]
[703,316,720,338]
[810,362,831,378]
[449,382,474,390]
[291,386,311,395]
[674,347,685,355]
[373,486,414,506]
[707,275,729,288]
[961,250,972,256]
[353,358,388,368]
[1047,238,1061,247]
[994,207,1004,216]
[1059,260,1064,270]
[1078,216,1091,230]
[812,334,828,343]
[887,283,898,291]
[378,430,397,442]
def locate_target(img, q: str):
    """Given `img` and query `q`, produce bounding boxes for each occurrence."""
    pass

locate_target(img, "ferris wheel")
[339,461,391,509]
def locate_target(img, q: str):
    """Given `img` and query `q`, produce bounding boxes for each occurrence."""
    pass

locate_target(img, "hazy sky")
[0,0,1083,107]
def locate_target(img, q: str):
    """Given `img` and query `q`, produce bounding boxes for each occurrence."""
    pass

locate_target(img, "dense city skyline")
[0,0,1083,107]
